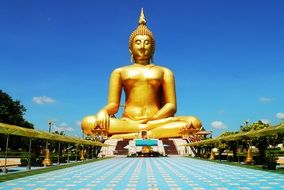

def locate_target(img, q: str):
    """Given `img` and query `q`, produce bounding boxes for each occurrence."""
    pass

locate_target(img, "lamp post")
[42,120,54,167]
[48,120,54,133]
[244,120,249,128]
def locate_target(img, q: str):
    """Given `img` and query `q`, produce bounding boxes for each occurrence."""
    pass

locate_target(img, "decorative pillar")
[27,137,32,170]
[4,134,9,173]
[57,142,61,165]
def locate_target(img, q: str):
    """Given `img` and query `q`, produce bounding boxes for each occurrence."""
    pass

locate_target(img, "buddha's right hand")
[96,109,110,130]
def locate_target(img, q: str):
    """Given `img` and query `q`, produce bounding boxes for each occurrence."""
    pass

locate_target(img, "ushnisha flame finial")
[139,8,146,25]
[129,8,155,62]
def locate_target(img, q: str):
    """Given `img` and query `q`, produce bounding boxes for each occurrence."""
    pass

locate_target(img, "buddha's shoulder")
[111,66,126,73]
[112,65,133,71]
[154,65,172,71]
[111,64,173,73]
[152,65,174,75]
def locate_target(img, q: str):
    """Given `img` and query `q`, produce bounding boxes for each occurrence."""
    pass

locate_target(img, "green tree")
[0,90,35,159]
[219,131,240,161]
[240,120,283,164]
[240,120,269,132]
[0,89,33,128]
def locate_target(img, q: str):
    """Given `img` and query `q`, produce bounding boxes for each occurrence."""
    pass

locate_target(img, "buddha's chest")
[121,68,163,86]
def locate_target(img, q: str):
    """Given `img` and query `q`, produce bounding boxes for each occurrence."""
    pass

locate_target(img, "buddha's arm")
[96,69,122,128]
[150,68,177,120]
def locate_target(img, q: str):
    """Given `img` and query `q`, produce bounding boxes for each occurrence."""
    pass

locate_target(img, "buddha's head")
[129,8,155,63]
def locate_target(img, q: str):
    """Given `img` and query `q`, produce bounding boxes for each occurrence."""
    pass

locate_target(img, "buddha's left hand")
[96,109,110,130]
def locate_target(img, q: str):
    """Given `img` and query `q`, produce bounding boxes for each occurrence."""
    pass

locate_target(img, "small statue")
[81,9,202,139]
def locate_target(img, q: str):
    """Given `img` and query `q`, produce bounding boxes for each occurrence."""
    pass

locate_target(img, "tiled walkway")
[0,157,283,190]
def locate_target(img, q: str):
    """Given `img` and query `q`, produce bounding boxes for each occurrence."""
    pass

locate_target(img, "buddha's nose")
[139,46,145,51]
[141,42,147,49]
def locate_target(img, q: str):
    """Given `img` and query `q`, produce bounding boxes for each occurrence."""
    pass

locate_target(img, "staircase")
[185,137,197,157]
[161,138,178,155]
[115,139,130,155]
[172,138,187,155]
[99,139,118,157]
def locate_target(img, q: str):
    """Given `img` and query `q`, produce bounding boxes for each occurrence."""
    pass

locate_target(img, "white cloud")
[259,97,273,103]
[76,121,81,127]
[218,109,225,115]
[211,121,227,129]
[53,122,74,132]
[32,96,55,104]
[276,112,284,120]
[260,119,270,124]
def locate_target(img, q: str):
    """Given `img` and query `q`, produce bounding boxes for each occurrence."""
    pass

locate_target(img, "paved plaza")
[0,157,284,190]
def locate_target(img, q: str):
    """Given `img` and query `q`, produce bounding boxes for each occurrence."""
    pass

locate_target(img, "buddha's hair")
[129,9,155,57]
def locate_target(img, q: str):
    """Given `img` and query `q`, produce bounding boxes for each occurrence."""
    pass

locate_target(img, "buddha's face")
[130,35,152,63]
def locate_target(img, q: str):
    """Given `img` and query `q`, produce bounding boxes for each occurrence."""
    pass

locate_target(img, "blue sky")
[1,0,284,137]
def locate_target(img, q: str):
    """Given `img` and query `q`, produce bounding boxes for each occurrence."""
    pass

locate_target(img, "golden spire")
[139,8,146,25]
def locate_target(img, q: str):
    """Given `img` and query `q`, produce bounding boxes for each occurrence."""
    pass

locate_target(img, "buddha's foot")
[110,133,139,139]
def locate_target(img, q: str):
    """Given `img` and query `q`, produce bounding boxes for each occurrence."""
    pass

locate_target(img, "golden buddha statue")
[81,9,202,139]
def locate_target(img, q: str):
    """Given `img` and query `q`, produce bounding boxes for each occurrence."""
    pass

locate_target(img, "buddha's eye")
[135,40,141,45]
[144,40,150,45]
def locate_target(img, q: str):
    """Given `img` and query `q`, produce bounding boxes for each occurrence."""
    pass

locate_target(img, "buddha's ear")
[151,55,154,63]
[129,48,134,63]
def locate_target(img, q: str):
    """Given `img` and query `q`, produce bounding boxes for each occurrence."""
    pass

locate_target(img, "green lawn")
[188,156,284,174]
[0,157,110,182]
